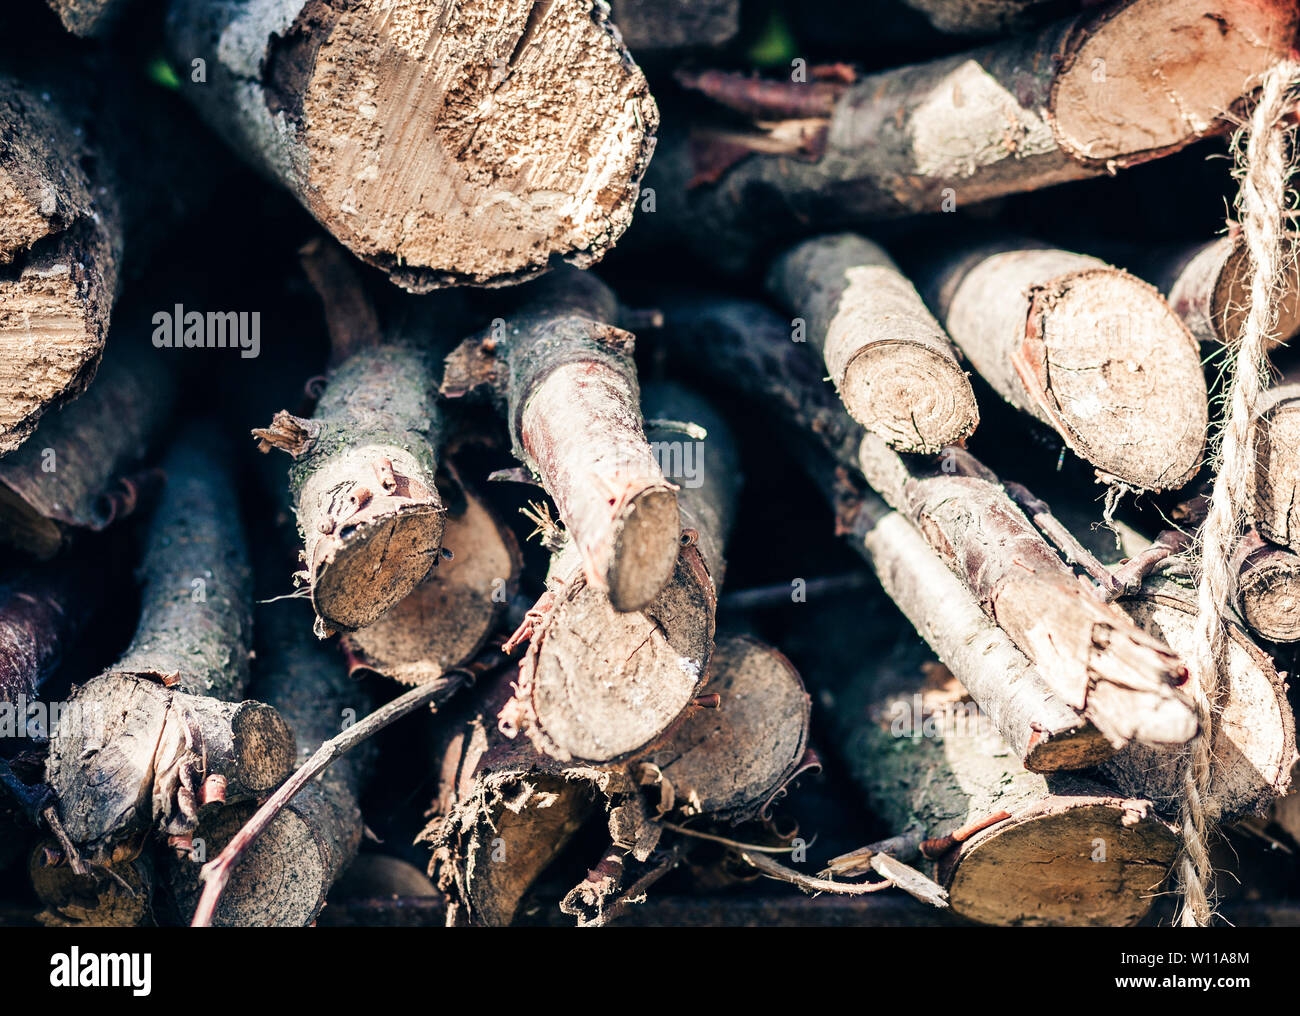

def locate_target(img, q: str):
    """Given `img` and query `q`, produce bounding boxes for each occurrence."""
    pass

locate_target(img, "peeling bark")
[46,425,296,861]
[802,608,1178,927]
[502,381,738,763]
[30,847,153,927]
[421,669,631,927]
[915,239,1207,491]
[1103,578,1298,823]
[165,0,657,290]
[443,268,680,613]
[766,232,978,454]
[653,0,1297,273]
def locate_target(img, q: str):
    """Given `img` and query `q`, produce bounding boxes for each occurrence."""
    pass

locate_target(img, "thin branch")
[191,672,468,926]
[739,851,894,895]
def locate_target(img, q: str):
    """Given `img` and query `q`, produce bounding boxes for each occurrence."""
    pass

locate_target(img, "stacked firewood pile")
[3,0,1300,928]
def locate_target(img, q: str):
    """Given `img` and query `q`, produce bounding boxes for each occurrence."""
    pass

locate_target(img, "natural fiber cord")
[1180,59,1300,928]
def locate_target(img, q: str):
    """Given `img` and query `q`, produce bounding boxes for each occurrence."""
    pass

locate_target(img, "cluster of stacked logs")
[3,0,1300,927]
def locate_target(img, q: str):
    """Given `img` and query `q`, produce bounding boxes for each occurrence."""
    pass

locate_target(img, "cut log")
[1103,578,1297,823]
[802,611,1178,927]
[254,248,446,635]
[44,0,132,36]
[0,548,114,706]
[765,232,978,453]
[915,239,1206,491]
[46,425,296,860]
[442,268,680,613]
[1249,382,1300,553]
[0,331,175,559]
[644,634,811,823]
[30,847,152,927]
[501,381,738,763]
[1142,235,1300,349]
[421,668,629,927]
[653,297,1112,771]
[1235,531,1300,644]
[857,435,1196,747]
[655,302,1185,763]
[162,598,372,926]
[654,0,1297,273]
[608,0,740,50]
[165,0,657,290]
[341,474,521,685]
[0,73,119,455]
[0,65,216,454]
[899,0,1072,35]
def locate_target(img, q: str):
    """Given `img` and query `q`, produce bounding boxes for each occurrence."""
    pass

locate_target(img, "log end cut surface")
[607,487,682,612]
[1051,0,1299,166]
[948,798,1178,926]
[845,340,978,453]
[656,634,810,821]
[285,0,658,288]
[1024,266,1206,491]
[344,482,518,683]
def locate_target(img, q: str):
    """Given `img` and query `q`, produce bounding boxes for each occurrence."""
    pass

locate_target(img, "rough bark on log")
[46,426,296,860]
[341,474,521,685]
[0,332,175,559]
[899,0,1073,35]
[858,435,1196,747]
[1141,235,1300,349]
[254,322,445,636]
[652,297,1111,771]
[162,598,372,926]
[501,381,738,763]
[421,668,632,927]
[653,0,1297,273]
[805,613,1178,926]
[1103,578,1297,823]
[1235,531,1300,644]
[1249,382,1300,553]
[607,0,740,50]
[44,0,132,36]
[443,268,680,613]
[0,549,112,706]
[765,232,978,454]
[916,239,1206,491]
[165,0,658,290]
[643,634,811,824]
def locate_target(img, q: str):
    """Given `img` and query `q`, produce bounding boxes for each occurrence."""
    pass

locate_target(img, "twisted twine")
[1179,59,1300,928]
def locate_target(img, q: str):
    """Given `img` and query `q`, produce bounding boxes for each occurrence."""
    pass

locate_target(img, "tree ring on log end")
[291,0,658,289]
[945,799,1177,926]
[1051,0,1299,167]
[1020,266,1205,491]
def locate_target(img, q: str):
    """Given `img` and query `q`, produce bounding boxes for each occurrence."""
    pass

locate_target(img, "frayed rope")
[1179,59,1300,928]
